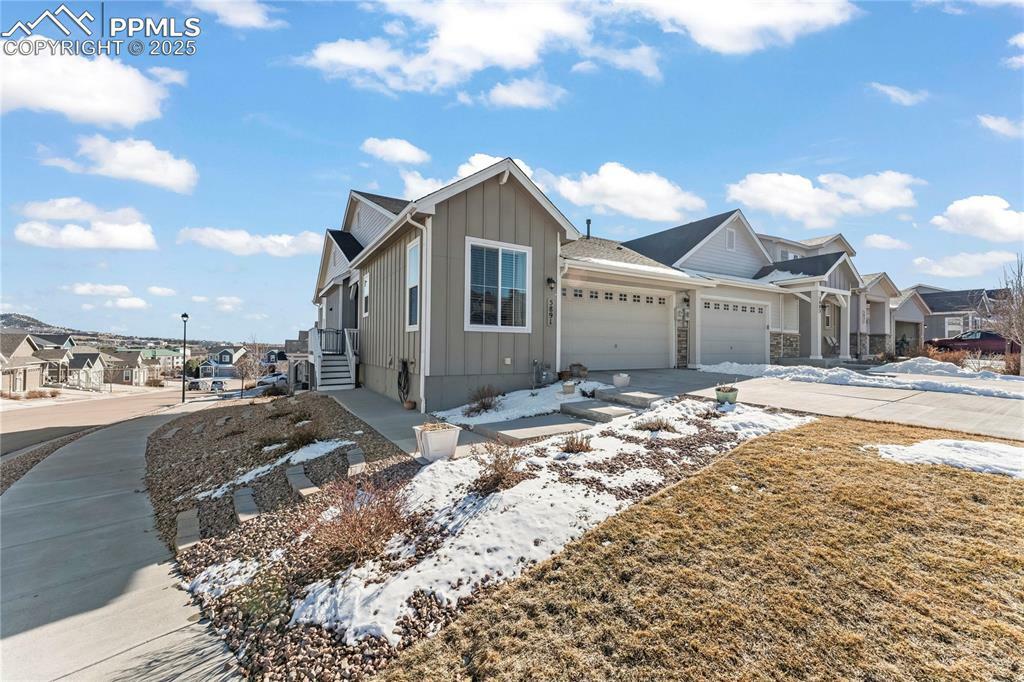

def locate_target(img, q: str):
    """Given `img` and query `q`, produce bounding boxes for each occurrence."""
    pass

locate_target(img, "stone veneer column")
[675,295,689,367]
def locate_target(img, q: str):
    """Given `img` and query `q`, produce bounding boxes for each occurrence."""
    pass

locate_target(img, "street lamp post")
[180,312,189,404]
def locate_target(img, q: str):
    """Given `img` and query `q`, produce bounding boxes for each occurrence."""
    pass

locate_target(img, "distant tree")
[184,358,202,378]
[987,254,1024,375]
[234,336,268,397]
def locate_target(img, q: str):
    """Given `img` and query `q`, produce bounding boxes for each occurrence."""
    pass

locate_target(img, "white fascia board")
[347,203,418,270]
[414,158,581,240]
[563,260,717,287]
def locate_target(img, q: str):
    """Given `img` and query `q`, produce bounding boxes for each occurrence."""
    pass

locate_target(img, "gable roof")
[352,190,410,216]
[757,232,857,257]
[33,349,71,361]
[561,237,711,284]
[621,211,738,267]
[753,251,845,280]
[328,229,364,261]
[919,289,987,313]
[0,332,38,358]
[859,272,901,297]
[32,333,75,346]
[892,288,932,313]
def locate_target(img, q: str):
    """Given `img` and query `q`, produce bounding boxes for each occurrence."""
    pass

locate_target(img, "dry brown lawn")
[385,418,1024,682]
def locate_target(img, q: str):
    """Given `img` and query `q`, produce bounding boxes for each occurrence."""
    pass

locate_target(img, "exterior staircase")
[319,353,355,390]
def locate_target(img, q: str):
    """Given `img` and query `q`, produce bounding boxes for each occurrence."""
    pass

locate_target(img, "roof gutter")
[563,259,717,287]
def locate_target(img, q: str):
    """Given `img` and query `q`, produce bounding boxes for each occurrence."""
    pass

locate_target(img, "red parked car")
[925,330,1020,354]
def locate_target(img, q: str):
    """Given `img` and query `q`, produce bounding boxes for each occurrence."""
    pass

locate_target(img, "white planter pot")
[613,373,630,388]
[412,424,461,462]
[562,381,576,395]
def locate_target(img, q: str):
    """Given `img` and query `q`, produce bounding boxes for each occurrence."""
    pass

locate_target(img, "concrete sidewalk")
[0,402,235,681]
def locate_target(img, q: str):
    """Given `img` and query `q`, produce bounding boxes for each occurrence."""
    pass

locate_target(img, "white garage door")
[562,284,672,370]
[700,298,768,365]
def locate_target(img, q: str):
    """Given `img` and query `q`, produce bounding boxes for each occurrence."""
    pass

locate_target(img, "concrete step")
[215,416,232,426]
[560,399,637,423]
[285,465,319,498]
[320,371,352,378]
[594,387,675,408]
[160,427,181,440]
[320,380,355,389]
[346,447,366,476]
[233,487,260,523]
[174,508,201,551]
[473,413,593,445]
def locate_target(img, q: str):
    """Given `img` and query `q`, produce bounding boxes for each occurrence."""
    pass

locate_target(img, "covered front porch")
[795,286,853,361]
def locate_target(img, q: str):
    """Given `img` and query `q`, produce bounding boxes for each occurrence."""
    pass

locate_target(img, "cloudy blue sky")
[1,0,1021,342]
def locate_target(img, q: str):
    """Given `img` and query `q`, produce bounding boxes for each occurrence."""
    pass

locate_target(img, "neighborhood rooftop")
[919,289,988,313]
[328,230,365,261]
[621,210,737,266]
[352,190,411,215]
[753,251,845,280]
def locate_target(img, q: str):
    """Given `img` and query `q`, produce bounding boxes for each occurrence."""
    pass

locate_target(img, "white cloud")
[913,251,1017,278]
[863,233,911,250]
[177,228,321,257]
[868,82,930,106]
[1003,55,1024,69]
[244,313,270,320]
[66,283,132,296]
[191,295,209,303]
[401,153,534,199]
[105,296,149,309]
[551,162,706,222]
[571,60,599,74]
[147,67,188,86]
[14,197,157,250]
[42,135,198,193]
[1010,33,1024,49]
[485,77,567,109]
[977,114,1024,138]
[0,36,178,127]
[215,296,243,312]
[81,303,95,311]
[930,195,1024,243]
[619,0,857,55]
[360,137,430,164]
[187,0,286,29]
[726,171,924,228]
[148,286,177,297]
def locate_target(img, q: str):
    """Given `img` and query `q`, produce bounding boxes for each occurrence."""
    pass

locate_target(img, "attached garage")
[699,297,769,365]
[561,283,674,370]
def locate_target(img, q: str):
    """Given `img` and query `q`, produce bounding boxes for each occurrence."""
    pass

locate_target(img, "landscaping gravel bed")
[146,392,406,547]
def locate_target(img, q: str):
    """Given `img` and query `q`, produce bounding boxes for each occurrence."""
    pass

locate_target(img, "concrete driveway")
[589,369,1023,441]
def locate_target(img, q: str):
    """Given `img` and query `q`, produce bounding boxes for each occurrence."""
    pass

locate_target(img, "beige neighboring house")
[891,289,932,352]
[67,353,107,390]
[1,332,46,393]
[108,351,151,385]
[33,348,73,383]
[850,272,902,357]
[308,157,913,413]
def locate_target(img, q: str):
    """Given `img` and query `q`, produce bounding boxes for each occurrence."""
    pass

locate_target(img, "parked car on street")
[257,372,288,387]
[925,330,1020,354]
[210,379,227,392]
[187,379,207,391]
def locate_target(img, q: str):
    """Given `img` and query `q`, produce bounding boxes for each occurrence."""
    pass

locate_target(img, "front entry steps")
[319,353,355,390]
[474,413,593,445]
[593,387,676,408]
[560,399,638,423]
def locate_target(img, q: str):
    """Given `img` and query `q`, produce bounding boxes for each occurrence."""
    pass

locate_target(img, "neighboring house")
[913,287,992,340]
[29,333,78,350]
[199,346,246,378]
[850,272,902,357]
[120,347,190,375]
[891,289,932,352]
[306,157,907,412]
[67,353,107,390]
[0,332,46,393]
[284,330,309,355]
[263,349,288,365]
[33,348,72,383]
[106,351,150,385]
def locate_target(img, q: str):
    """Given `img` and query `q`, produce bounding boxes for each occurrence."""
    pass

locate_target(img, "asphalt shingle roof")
[919,289,987,313]
[0,332,31,358]
[353,191,410,215]
[621,211,738,267]
[328,230,365,261]
[33,349,70,361]
[753,252,844,280]
[561,237,685,271]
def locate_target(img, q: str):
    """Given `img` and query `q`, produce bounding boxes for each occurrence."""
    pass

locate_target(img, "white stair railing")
[344,328,358,384]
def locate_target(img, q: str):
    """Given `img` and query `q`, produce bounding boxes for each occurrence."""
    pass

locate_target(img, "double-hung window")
[406,238,421,331]
[465,237,530,332]
[362,273,370,317]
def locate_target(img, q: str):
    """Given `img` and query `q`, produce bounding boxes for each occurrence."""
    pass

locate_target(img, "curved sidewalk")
[1,403,235,681]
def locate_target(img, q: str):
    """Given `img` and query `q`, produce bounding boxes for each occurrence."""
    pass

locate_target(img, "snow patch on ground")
[195,439,354,499]
[869,357,1024,382]
[290,399,814,646]
[871,439,1024,479]
[700,362,1024,400]
[432,380,611,426]
[190,559,262,598]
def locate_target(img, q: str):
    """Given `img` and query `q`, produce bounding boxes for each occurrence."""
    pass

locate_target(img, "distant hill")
[0,313,74,333]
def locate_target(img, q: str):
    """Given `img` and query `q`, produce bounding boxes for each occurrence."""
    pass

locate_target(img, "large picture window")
[465,237,531,332]
[406,238,420,331]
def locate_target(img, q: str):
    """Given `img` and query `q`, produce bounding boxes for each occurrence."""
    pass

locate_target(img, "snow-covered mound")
[871,439,1024,479]
[699,362,1024,400]
[288,399,814,646]
[869,357,1024,381]
[432,380,610,426]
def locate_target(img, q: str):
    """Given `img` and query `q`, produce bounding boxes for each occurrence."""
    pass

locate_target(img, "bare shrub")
[1004,354,1020,376]
[633,416,677,433]
[289,409,312,424]
[961,350,986,372]
[285,425,322,452]
[561,433,592,453]
[300,480,409,568]
[463,385,502,417]
[925,346,968,367]
[254,434,285,450]
[1,392,22,400]
[146,378,165,387]
[24,390,50,399]
[48,388,60,398]
[263,385,288,397]
[470,442,529,495]
[218,426,245,440]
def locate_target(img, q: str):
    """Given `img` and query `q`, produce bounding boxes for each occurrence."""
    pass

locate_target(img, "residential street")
[2,388,190,455]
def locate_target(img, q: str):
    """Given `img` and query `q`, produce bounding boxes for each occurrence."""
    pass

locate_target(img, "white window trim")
[463,236,532,334]
[405,237,421,332]
[362,273,370,318]
[824,304,833,329]
[725,227,737,251]
[945,316,963,337]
